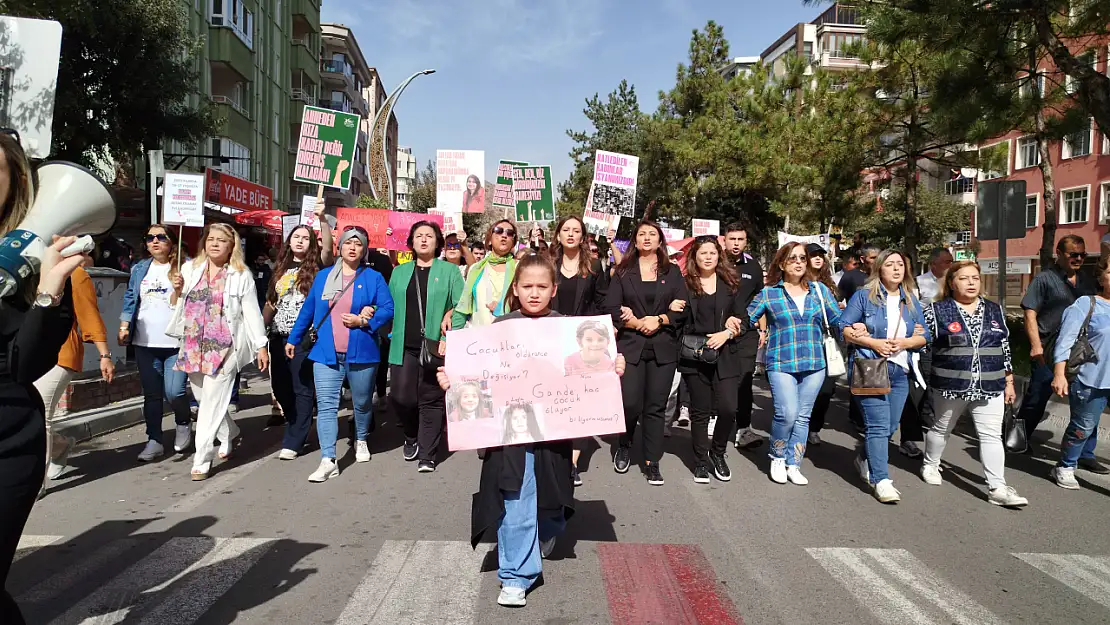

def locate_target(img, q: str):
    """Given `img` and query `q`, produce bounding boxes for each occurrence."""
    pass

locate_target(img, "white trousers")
[189,366,240,471]
[923,391,1007,490]
[33,365,76,463]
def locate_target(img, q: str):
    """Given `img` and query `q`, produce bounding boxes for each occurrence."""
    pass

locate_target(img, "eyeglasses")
[1068,251,1089,260]
[786,254,808,263]
[145,233,170,243]
[492,226,516,238]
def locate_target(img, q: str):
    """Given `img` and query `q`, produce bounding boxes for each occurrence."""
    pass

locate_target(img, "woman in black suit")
[550,215,609,486]
[680,236,745,484]
[606,220,689,486]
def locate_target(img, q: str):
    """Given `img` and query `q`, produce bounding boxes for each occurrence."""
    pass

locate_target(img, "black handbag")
[414,267,445,369]
[1003,402,1029,454]
[680,335,719,364]
[300,268,363,351]
[1065,297,1098,381]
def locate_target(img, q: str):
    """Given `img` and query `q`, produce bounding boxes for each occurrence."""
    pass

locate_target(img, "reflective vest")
[929,298,1008,394]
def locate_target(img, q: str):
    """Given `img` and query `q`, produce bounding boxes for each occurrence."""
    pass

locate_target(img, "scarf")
[323,229,368,300]
[456,252,517,319]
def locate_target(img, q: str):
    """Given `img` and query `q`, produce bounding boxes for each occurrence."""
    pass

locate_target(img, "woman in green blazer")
[388,221,465,472]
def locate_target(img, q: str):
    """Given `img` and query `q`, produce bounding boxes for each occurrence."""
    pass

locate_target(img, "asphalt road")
[14,375,1110,624]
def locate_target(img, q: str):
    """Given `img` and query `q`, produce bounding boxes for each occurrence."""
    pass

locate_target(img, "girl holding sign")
[437,253,626,608]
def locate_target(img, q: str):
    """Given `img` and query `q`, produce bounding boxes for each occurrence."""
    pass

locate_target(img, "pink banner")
[443,315,626,451]
[386,211,445,251]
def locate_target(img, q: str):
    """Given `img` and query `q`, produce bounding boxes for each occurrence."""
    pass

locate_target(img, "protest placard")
[443,315,626,451]
[662,228,685,243]
[429,209,461,236]
[777,231,830,250]
[294,105,361,190]
[281,214,300,242]
[437,150,486,213]
[494,160,527,216]
[396,252,414,264]
[335,208,388,248]
[387,211,444,251]
[162,172,205,227]
[591,150,639,217]
[692,219,720,236]
[583,209,621,238]
[300,195,321,230]
[512,165,554,223]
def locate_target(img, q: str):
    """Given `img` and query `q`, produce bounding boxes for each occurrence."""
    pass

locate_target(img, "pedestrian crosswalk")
[12,535,1110,624]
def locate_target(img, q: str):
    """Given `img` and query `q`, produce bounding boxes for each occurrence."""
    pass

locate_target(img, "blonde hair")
[938,260,981,301]
[864,249,919,307]
[193,223,247,272]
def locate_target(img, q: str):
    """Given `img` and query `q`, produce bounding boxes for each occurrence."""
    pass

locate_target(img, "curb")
[53,397,146,442]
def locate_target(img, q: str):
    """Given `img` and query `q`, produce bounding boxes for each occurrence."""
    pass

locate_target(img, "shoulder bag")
[415,267,446,369]
[1065,296,1099,381]
[299,268,363,352]
[815,284,847,377]
[850,297,898,396]
[679,291,725,365]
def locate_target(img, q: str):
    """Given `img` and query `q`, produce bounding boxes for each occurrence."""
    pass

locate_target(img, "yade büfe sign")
[443,315,626,451]
[295,105,361,190]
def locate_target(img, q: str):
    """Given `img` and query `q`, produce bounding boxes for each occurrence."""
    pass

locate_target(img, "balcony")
[291,38,320,85]
[212,98,253,148]
[943,177,977,206]
[291,0,320,31]
[208,28,254,81]
[317,99,353,113]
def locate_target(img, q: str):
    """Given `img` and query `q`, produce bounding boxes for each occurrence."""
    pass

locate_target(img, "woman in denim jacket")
[839,250,929,504]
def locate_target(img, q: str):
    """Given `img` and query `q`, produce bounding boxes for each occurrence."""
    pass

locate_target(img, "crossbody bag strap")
[313,268,364,334]
[1080,296,1097,337]
[415,267,427,337]
[816,283,832,336]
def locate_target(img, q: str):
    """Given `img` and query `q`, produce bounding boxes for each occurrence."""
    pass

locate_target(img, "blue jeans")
[1060,380,1106,469]
[857,364,910,484]
[313,354,376,459]
[498,448,566,589]
[1017,359,1054,432]
[133,346,190,443]
[766,369,825,467]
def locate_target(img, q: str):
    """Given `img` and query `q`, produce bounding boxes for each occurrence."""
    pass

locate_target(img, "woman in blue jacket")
[839,249,929,504]
[286,227,394,483]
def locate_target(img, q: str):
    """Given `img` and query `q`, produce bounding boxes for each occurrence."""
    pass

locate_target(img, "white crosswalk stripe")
[1014,553,1110,610]
[807,547,1005,625]
[13,535,63,562]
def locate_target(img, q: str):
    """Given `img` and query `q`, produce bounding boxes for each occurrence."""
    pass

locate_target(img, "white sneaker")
[920,464,943,486]
[227,402,239,414]
[137,440,164,462]
[278,449,298,460]
[355,440,371,463]
[808,432,822,445]
[873,478,901,503]
[1053,466,1081,490]
[854,455,870,483]
[769,458,787,484]
[173,425,192,453]
[989,485,1029,508]
[786,466,809,486]
[497,586,526,607]
[675,406,690,427]
[308,458,339,482]
[46,436,75,480]
[707,415,717,436]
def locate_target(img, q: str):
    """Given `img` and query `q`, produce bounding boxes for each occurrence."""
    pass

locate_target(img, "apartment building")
[395,146,417,210]
[759,2,867,80]
[718,56,760,81]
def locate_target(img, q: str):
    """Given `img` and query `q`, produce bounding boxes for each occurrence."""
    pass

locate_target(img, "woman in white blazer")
[169,223,269,480]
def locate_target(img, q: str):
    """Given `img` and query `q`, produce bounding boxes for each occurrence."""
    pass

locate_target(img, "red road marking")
[598,543,742,625]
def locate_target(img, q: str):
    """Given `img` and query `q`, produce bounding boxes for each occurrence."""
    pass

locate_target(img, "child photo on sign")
[563,319,616,376]
[499,401,545,445]
[446,380,493,423]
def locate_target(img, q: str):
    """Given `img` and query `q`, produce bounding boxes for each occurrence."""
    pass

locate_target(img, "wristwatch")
[34,291,62,308]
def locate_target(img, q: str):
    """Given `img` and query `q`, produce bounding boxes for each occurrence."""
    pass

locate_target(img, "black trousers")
[619,352,677,463]
[734,353,757,429]
[390,349,446,462]
[0,429,45,624]
[684,367,737,464]
[810,375,837,433]
[376,337,390,398]
[270,336,316,452]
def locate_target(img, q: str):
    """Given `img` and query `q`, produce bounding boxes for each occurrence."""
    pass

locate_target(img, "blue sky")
[321,0,822,189]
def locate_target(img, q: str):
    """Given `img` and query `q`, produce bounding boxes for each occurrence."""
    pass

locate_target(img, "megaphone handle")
[59,235,94,258]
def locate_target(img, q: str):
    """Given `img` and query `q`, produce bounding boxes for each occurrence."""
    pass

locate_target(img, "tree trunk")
[1036,117,1057,269]
[903,152,919,268]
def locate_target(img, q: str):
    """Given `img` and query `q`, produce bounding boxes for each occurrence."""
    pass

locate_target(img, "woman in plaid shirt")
[746,242,842,485]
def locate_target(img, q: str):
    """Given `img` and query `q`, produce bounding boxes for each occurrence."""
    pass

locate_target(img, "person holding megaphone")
[0,132,96,625]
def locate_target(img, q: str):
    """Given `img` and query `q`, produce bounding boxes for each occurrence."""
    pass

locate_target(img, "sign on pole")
[0,17,62,159]
[513,165,554,222]
[300,195,321,230]
[436,150,486,213]
[494,160,527,217]
[583,209,620,237]
[692,219,720,236]
[294,105,361,190]
[162,172,206,227]
[591,150,639,217]
[281,214,300,242]
[430,208,462,235]
[976,179,1027,309]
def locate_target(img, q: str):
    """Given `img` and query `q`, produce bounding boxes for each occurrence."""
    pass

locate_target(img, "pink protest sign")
[387,211,445,251]
[443,315,626,451]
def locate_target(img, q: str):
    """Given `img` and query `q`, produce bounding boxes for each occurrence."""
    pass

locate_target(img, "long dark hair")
[615,220,670,277]
[501,402,542,442]
[407,220,445,258]
[807,250,837,294]
[765,242,808,287]
[684,236,739,295]
[551,215,594,278]
[506,252,557,313]
[464,174,482,206]
[268,225,321,303]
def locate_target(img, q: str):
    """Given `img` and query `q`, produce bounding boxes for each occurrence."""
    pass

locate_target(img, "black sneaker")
[614,446,631,473]
[417,460,436,473]
[1079,457,1110,475]
[571,466,582,487]
[692,465,710,484]
[645,462,664,486]
[402,440,419,461]
[709,451,732,481]
[540,536,557,559]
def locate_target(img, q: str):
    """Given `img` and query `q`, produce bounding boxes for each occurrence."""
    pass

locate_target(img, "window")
[210,0,252,49]
[1064,124,1092,159]
[1102,183,1110,223]
[953,230,971,245]
[1061,187,1090,224]
[1017,136,1041,168]
[1067,50,1096,93]
[210,0,224,25]
[1025,195,1038,228]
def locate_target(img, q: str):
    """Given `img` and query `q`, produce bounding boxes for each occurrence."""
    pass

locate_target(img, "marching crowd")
[0,131,1107,613]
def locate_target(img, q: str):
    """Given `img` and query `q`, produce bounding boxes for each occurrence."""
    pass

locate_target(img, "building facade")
[758,2,867,80]
[395,146,417,210]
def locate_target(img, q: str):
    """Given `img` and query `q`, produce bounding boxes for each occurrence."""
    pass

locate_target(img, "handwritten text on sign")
[443,315,626,451]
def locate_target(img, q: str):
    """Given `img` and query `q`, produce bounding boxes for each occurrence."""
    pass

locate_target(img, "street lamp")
[368,69,436,206]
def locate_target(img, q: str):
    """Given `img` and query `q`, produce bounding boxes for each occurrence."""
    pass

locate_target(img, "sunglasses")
[445,242,461,249]
[145,233,170,243]
[343,225,368,236]
[786,254,808,263]
[492,226,516,238]
[1068,252,1089,260]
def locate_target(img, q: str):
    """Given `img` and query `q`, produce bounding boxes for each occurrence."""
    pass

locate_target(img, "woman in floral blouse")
[169,223,269,480]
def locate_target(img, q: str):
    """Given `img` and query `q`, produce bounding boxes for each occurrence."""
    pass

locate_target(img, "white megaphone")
[0,161,117,297]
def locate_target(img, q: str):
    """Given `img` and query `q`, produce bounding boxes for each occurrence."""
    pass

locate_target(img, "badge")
[947,321,962,333]
[991,320,1000,328]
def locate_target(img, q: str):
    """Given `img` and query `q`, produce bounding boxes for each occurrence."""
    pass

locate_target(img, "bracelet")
[99,354,111,360]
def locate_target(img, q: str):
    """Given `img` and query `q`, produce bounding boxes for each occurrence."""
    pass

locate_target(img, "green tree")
[355,195,391,209]
[851,189,972,262]
[0,0,217,173]
[406,160,437,211]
